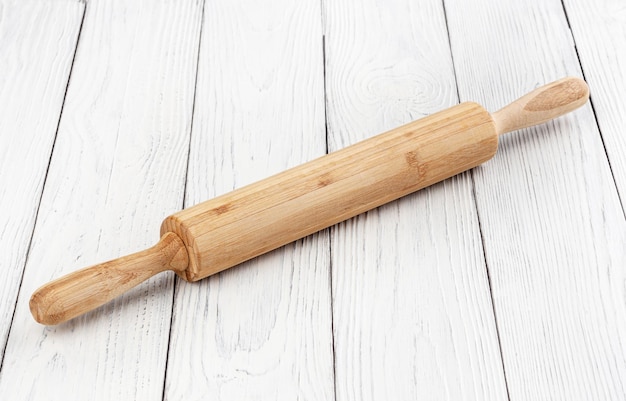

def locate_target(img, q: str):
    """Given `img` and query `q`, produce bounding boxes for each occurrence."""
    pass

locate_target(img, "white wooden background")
[0,0,624,400]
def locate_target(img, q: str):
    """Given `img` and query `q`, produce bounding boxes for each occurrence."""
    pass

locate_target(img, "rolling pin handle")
[29,232,188,325]
[492,76,589,135]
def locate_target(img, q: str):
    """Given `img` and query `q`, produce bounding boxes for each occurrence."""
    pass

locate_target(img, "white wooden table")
[1,0,625,399]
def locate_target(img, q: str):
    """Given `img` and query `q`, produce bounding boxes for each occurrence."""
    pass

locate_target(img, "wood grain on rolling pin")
[161,102,497,280]
[27,77,588,326]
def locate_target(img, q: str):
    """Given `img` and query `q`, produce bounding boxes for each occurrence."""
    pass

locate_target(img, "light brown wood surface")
[29,77,589,325]
[493,77,589,135]
[29,233,188,325]
[162,101,497,280]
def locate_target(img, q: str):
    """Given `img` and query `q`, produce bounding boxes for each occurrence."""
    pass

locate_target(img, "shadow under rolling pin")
[30,77,589,325]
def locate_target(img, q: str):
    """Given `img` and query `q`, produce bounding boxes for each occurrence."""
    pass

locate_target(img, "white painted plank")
[445,0,626,399]
[163,0,334,400]
[0,0,202,399]
[324,0,508,400]
[562,0,626,210]
[0,0,83,360]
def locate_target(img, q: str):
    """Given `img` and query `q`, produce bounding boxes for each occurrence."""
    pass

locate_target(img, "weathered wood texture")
[323,0,508,399]
[445,0,626,399]
[163,0,334,399]
[1,0,625,400]
[0,0,83,361]
[0,0,202,399]
[562,0,626,211]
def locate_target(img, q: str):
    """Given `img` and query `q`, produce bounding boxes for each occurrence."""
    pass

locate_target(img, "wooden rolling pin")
[30,77,589,325]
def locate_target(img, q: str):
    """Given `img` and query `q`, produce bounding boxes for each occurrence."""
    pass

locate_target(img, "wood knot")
[405,150,421,170]
[317,173,334,188]
[212,204,231,215]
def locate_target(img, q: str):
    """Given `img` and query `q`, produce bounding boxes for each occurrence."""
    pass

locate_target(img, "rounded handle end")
[493,77,589,135]
[30,232,188,325]
[29,290,54,326]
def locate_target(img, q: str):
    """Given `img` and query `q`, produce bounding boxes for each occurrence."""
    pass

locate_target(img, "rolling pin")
[30,77,589,325]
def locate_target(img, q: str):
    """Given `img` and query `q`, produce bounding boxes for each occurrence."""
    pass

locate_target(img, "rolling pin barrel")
[29,77,589,325]
[162,102,497,281]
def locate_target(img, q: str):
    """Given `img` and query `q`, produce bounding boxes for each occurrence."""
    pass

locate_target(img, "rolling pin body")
[30,77,589,325]
[163,102,496,281]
